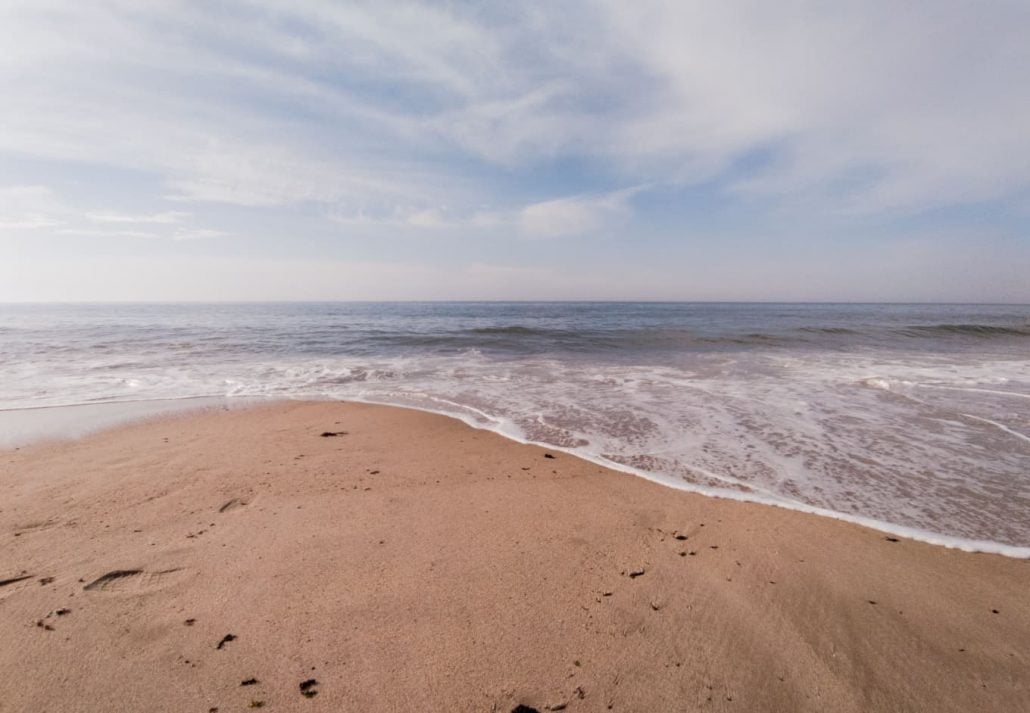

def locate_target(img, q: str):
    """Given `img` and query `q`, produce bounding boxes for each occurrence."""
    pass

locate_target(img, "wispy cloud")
[0,185,225,241]
[0,2,1027,300]
[4,2,1028,217]
[85,211,189,225]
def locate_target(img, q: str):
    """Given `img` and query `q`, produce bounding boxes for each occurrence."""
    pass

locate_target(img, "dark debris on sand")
[320,431,348,437]
[216,633,237,650]
[299,678,319,698]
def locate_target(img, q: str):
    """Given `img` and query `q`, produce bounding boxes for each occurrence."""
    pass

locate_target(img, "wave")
[899,323,1030,338]
[468,325,551,335]
[797,326,859,335]
[464,322,1030,347]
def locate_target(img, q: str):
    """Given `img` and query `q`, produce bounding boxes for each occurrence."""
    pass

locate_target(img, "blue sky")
[1,0,1028,301]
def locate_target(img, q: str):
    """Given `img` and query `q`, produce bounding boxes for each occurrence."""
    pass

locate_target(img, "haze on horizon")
[1,1,1028,303]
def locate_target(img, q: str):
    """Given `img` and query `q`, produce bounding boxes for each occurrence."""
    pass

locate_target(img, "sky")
[1,0,1028,302]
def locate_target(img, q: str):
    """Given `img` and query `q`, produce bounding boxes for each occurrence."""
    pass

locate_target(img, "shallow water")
[2,302,1028,552]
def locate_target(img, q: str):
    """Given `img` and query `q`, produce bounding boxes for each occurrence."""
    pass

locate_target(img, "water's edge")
[5,395,1028,560]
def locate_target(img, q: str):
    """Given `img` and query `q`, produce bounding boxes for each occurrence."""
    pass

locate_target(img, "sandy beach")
[1,401,1027,713]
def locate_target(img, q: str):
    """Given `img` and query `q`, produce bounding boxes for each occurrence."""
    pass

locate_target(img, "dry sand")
[1,401,1028,713]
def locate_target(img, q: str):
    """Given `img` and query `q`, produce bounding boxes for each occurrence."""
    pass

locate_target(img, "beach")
[1,401,1027,712]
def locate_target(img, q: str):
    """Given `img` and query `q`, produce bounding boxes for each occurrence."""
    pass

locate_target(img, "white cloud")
[85,210,189,225]
[520,188,639,239]
[57,228,161,240]
[596,1,1030,212]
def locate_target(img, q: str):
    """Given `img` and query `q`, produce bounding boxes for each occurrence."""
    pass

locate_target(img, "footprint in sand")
[83,567,190,594]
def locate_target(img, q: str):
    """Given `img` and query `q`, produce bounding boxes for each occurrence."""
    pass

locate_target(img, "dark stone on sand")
[628,569,645,579]
[674,534,688,540]
[992,609,1000,614]
[320,431,348,437]
[39,576,55,585]
[300,678,319,698]
[184,618,196,626]
[241,678,259,686]
[216,633,237,650]
[55,608,71,616]
[544,453,556,459]
[885,537,899,542]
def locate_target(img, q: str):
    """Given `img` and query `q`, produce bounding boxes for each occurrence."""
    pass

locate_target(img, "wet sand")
[1,401,1028,712]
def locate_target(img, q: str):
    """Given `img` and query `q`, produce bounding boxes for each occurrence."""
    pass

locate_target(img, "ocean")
[1,302,1028,555]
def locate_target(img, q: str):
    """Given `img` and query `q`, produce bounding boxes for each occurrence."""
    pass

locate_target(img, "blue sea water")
[1,302,1028,553]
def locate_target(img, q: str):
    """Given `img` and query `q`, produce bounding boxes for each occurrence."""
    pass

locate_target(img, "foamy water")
[2,302,1028,555]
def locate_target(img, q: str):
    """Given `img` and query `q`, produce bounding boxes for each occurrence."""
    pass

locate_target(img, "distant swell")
[900,324,1030,338]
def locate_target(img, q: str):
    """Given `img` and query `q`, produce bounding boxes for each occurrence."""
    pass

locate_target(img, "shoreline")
[3,396,1028,559]
[2,400,1029,711]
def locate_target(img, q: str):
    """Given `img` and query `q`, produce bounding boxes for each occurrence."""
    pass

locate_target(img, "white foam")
[960,413,1030,445]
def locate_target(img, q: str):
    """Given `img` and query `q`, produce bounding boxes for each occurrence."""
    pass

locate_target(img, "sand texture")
[1,401,1028,712]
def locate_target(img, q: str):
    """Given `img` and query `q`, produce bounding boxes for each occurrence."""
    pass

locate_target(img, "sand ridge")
[1,401,1028,712]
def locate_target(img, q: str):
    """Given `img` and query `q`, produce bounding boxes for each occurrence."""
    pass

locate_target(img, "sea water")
[1,302,1027,554]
